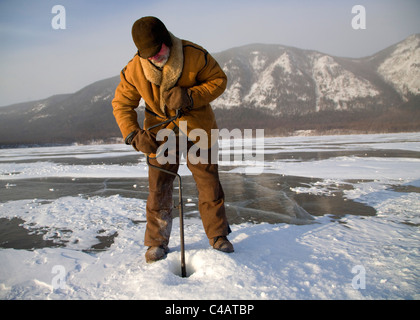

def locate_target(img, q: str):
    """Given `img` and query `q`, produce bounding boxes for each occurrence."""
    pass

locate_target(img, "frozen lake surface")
[0,132,419,299]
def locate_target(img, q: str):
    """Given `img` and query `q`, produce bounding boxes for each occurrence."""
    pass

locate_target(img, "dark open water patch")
[0,172,379,251]
[0,217,66,250]
[0,217,122,252]
[220,174,377,224]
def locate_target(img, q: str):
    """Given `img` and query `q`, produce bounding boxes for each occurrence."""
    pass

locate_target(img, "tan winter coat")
[112,34,227,149]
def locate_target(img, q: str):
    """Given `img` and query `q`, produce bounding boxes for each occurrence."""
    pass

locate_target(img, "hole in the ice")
[169,258,195,278]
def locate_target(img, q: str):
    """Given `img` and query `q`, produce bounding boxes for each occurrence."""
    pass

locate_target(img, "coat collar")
[140,33,184,114]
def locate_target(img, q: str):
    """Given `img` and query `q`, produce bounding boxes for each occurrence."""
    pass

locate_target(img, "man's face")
[148,43,170,67]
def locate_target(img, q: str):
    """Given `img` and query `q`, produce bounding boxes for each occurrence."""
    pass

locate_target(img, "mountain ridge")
[0,34,419,147]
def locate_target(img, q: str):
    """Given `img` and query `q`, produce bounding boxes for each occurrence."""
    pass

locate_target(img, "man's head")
[132,16,172,59]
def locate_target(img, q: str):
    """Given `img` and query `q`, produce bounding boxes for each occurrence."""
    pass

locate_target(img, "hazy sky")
[0,0,419,106]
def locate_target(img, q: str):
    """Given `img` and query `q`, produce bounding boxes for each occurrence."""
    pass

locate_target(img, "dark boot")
[145,245,170,263]
[210,236,234,253]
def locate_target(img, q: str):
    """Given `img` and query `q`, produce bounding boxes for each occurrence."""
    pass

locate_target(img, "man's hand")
[163,86,192,110]
[130,129,159,154]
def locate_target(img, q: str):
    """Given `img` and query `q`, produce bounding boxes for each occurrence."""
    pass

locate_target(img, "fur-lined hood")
[139,33,183,114]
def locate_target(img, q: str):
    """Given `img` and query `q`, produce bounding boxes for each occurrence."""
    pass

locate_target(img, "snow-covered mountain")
[212,33,420,114]
[376,34,420,101]
[0,34,418,146]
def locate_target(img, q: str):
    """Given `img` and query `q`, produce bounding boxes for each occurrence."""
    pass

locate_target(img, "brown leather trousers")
[144,141,231,247]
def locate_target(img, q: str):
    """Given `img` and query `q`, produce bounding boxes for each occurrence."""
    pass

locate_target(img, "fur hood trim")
[139,33,184,114]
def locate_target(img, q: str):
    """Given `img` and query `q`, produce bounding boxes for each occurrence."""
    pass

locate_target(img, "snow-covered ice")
[0,132,419,299]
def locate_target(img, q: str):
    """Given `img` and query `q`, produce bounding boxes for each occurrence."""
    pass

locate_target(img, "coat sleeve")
[112,67,142,139]
[189,52,227,108]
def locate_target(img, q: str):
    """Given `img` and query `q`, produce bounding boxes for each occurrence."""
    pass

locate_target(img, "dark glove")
[127,129,159,154]
[163,86,192,111]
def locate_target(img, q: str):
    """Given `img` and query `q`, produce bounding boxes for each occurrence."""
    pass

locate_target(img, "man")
[112,16,233,263]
